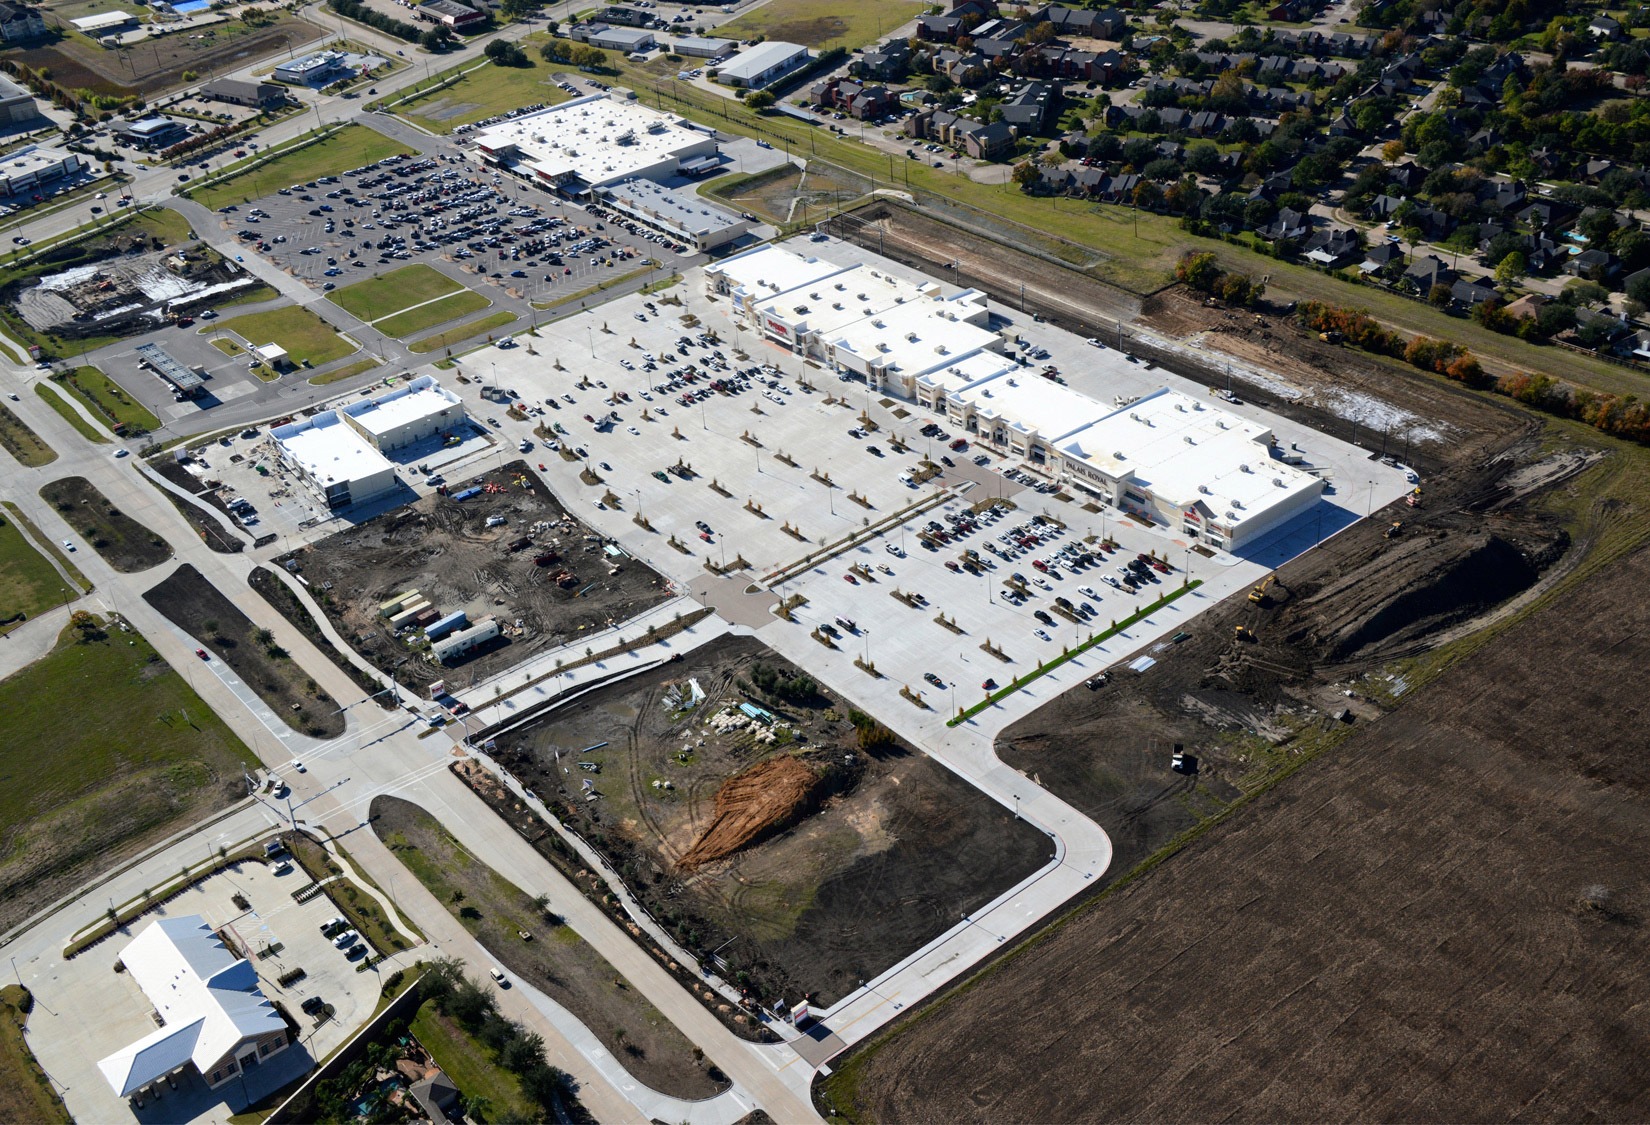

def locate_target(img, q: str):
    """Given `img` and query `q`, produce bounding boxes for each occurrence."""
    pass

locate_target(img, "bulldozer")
[1234,625,1257,642]
[1384,521,1403,539]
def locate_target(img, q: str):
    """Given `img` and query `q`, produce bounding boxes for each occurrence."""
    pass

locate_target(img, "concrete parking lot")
[23,857,379,1125]
[431,236,1412,720]
[204,151,696,313]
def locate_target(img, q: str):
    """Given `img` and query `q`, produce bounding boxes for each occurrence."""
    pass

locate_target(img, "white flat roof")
[472,94,712,187]
[276,413,394,486]
[72,10,135,30]
[712,243,856,304]
[827,295,1001,380]
[1058,389,1321,526]
[342,376,461,439]
[604,178,744,236]
[916,348,1018,394]
[719,40,808,82]
[952,369,1116,441]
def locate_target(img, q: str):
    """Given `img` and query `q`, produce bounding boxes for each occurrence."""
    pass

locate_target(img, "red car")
[843,573,859,584]
[982,678,997,691]
[195,648,209,660]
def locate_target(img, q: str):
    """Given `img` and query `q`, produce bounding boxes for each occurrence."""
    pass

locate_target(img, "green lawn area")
[0,511,73,635]
[0,404,56,468]
[395,52,571,135]
[186,126,415,211]
[0,618,254,927]
[327,264,463,322]
[33,384,108,444]
[216,305,356,368]
[0,987,69,1125]
[715,0,926,51]
[410,1002,538,1122]
[52,366,161,436]
[408,310,517,354]
[374,290,491,338]
[308,357,381,386]
[0,503,88,591]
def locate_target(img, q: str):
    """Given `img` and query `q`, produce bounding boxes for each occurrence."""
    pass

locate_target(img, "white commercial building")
[471,92,718,196]
[0,144,85,197]
[272,412,398,511]
[71,9,135,33]
[1056,389,1323,549]
[274,50,349,86]
[600,177,751,250]
[706,243,1005,393]
[97,917,291,1099]
[340,373,465,452]
[717,40,810,89]
[709,242,1324,549]
[0,72,41,125]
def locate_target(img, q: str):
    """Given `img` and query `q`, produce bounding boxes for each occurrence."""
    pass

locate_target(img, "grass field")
[374,291,491,338]
[216,305,356,368]
[32,384,108,443]
[394,52,570,135]
[407,310,516,354]
[0,503,88,591]
[0,619,253,932]
[409,1003,538,1122]
[0,987,69,1125]
[326,264,462,322]
[308,357,380,386]
[186,126,415,211]
[0,511,74,635]
[716,0,927,50]
[52,366,161,435]
[0,404,56,467]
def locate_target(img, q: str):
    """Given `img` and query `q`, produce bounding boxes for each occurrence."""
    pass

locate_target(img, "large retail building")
[707,244,1322,549]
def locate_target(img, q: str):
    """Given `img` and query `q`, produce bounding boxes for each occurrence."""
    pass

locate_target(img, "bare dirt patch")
[143,563,346,737]
[827,534,1650,1125]
[282,460,671,695]
[488,634,1052,1008]
[677,755,824,871]
[39,475,172,573]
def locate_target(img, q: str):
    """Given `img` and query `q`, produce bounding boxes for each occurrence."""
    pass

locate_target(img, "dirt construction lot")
[489,635,1052,1008]
[827,527,1650,1123]
[285,461,671,694]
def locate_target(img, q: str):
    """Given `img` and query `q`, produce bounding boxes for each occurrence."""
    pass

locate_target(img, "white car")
[627,426,639,435]
[1078,585,1099,600]
[61,539,75,552]
[114,448,129,458]
[490,967,509,987]
[290,759,306,773]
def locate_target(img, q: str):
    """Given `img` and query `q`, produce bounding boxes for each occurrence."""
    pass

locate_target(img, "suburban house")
[98,917,293,1101]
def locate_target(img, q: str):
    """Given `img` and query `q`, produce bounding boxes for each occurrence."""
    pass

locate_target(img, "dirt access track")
[827,521,1650,1123]
[486,634,1052,1008]
[283,460,672,696]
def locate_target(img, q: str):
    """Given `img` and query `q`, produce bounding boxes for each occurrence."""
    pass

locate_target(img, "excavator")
[1247,575,1275,605]
[1234,625,1257,642]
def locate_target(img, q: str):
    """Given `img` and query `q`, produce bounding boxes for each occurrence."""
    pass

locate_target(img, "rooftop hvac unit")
[1274,477,1286,486]
[858,293,868,300]
[1240,463,1252,473]
[1233,499,1245,508]
[935,344,949,354]
[906,332,919,342]
[833,302,843,310]
[1175,403,1187,411]
[1198,484,1210,494]
[872,319,885,328]
[1129,412,1139,421]
[1184,435,1196,444]
[835,282,846,290]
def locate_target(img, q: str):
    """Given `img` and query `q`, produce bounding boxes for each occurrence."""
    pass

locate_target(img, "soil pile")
[677,755,824,871]
[1284,530,1544,660]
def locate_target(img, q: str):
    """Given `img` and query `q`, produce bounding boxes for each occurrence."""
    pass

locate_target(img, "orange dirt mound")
[677,756,823,871]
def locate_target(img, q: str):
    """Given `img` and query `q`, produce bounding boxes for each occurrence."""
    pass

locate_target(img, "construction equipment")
[1234,625,1256,642]
[1247,575,1275,605]
[1384,521,1403,539]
